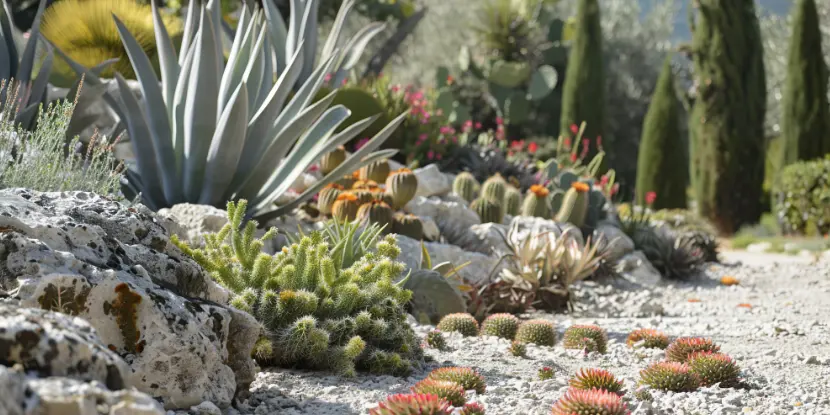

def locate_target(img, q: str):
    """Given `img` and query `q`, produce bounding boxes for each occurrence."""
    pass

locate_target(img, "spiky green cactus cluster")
[666,337,720,363]
[538,367,554,381]
[453,172,480,203]
[424,330,447,350]
[411,379,466,407]
[504,186,522,216]
[639,361,700,392]
[436,313,479,337]
[569,368,625,396]
[551,388,630,415]
[515,320,557,346]
[174,201,423,377]
[481,174,507,203]
[563,325,608,353]
[426,367,486,394]
[459,402,486,415]
[626,328,670,349]
[507,340,526,357]
[471,198,504,224]
[688,352,741,388]
[480,313,520,340]
[369,393,452,415]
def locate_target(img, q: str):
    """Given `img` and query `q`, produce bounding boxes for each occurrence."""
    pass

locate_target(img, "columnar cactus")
[318,184,344,215]
[436,313,479,337]
[426,367,486,394]
[360,160,392,182]
[369,394,452,415]
[666,337,720,363]
[555,181,590,227]
[514,319,557,346]
[521,184,552,218]
[504,186,522,216]
[320,146,347,175]
[480,313,520,340]
[481,174,507,203]
[393,213,425,240]
[639,362,700,392]
[358,201,395,229]
[563,325,608,353]
[551,388,629,415]
[332,193,360,221]
[626,328,669,349]
[386,168,419,209]
[687,352,741,387]
[471,198,504,224]
[411,379,466,407]
[569,368,625,395]
[453,172,479,202]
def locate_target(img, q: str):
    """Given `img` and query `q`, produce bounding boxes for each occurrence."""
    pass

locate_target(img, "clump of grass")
[0,81,122,196]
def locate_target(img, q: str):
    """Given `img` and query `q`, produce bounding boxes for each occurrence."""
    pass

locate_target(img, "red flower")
[510,140,524,150]
[645,191,657,206]
[596,135,603,150]
[447,75,454,84]
[528,142,538,154]
[570,124,578,134]
[570,153,578,162]
[599,175,609,186]
[610,183,619,196]
[496,117,504,126]
[563,137,572,149]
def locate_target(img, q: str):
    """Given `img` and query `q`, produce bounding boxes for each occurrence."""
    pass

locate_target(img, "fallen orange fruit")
[720,276,740,286]
[737,303,752,309]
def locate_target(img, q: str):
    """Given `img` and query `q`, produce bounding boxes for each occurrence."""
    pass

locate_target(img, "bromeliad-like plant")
[66,0,402,220]
[173,200,423,377]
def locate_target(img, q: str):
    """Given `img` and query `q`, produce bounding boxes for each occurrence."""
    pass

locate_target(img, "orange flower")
[720,276,739,286]
[352,171,361,179]
[325,183,345,190]
[571,182,590,193]
[391,168,413,175]
[447,75,454,85]
[336,193,359,202]
[737,303,752,309]
[529,184,550,197]
[353,179,378,189]
[687,298,702,303]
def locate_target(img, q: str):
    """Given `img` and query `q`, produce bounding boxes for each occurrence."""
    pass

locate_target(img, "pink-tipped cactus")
[369,393,452,415]
[639,361,700,392]
[551,388,630,415]
[626,328,670,349]
[666,337,721,363]
[688,352,741,388]
[426,367,486,394]
[411,379,466,407]
[459,402,486,415]
[569,368,625,396]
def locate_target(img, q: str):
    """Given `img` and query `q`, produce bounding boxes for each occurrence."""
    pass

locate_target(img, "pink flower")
[418,133,429,143]
[496,117,504,126]
[324,73,332,82]
[475,122,482,129]
[611,183,620,196]
[596,135,603,150]
[599,175,609,186]
[436,153,442,160]
[645,191,657,206]
[308,164,320,173]
[440,126,454,135]
[427,150,435,160]
[354,137,370,151]
[411,91,424,101]
[582,138,590,151]
[391,85,400,93]
[570,124,578,134]
[528,142,538,154]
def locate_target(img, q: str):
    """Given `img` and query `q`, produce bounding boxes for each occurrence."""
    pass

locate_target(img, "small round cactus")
[351,189,376,205]
[481,174,507,203]
[411,379,466,407]
[563,325,607,353]
[626,328,670,349]
[353,179,379,190]
[369,393,452,415]
[551,388,629,415]
[331,193,360,221]
[426,367,486,394]
[666,337,721,363]
[639,361,700,392]
[479,313,520,340]
[370,187,396,207]
[336,174,358,189]
[424,330,447,350]
[521,184,552,218]
[393,213,425,240]
[515,319,557,346]
[386,168,419,209]
[453,172,479,202]
[503,186,522,216]
[688,352,741,388]
[538,367,554,381]
[360,160,391,182]
[471,197,504,224]
[569,368,625,396]
[358,200,395,229]
[459,402,485,415]
[507,340,526,357]
[436,313,479,337]
[317,184,344,215]
[320,146,347,175]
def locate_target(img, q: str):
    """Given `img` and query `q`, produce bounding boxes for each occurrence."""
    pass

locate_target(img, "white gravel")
[219,251,830,415]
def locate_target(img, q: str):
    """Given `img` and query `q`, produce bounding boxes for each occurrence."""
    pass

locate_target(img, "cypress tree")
[559,0,604,157]
[781,0,830,166]
[635,55,687,210]
[689,0,767,235]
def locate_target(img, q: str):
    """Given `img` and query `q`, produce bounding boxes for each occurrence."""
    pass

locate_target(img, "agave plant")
[64,0,403,221]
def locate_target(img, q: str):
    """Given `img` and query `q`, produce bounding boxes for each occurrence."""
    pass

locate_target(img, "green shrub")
[174,201,423,377]
[773,156,830,235]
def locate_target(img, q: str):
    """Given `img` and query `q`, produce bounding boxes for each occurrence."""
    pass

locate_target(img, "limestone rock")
[404,196,480,230]
[413,165,452,197]
[471,216,583,256]
[0,189,258,409]
[616,251,662,286]
[395,235,500,285]
[401,269,466,324]
[593,222,635,262]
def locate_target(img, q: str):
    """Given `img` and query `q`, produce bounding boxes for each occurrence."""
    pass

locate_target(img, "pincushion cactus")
[639,361,700,392]
[688,352,741,387]
[436,313,479,337]
[515,319,557,346]
[508,340,526,357]
[426,367,486,394]
[411,379,467,407]
[332,193,360,221]
[569,368,625,396]
[393,213,425,240]
[453,172,479,202]
[471,198,504,224]
[538,367,554,381]
[370,393,452,415]
[358,200,395,229]
[504,186,522,216]
[563,325,608,353]
[481,174,507,203]
[360,160,391,182]
[521,185,552,218]
[551,388,629,415]
[318,184,344,215]
[424,330,447,350]
[480,313,520,340]
[320,146,347,175]
[666,337,720,363]
[386,168,419,209]
[459,402,486,415]
[174,201,422,377]
[626,328,670,349]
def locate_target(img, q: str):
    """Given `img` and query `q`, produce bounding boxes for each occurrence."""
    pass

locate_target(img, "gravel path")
[231,251,830,415]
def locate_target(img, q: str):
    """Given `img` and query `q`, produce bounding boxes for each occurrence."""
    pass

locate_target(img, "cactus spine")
[386,168,419,209]
[471,198,504,224]
[453,172,479,202]
[555,182,589,227]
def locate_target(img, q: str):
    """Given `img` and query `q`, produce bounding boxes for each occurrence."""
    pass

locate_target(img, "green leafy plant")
[688,352,741,388]
[436,313,479,337]
[173,201,422,376]
[569,368,625,396]
[426,367,486,395]
[479,313,519,340]
[626,328,669,349]
[411,379,466,407]
[666,337,721,363]
[369,393,452,415]
[639,361,700,392]
[633,226,704,280]
[66,0,403,220]
[773,156,830,236]
[551,388,629,415]
[514,319,556,346]
[562,324,607,353]
[538,366,554,380]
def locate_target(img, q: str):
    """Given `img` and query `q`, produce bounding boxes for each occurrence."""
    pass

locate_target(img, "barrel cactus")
[555,181,590,227]
[471,198,504,224]
[358,201,395,229]
[393,213,425,240]
[436,313,479,337]
[360,160,391,183]
[332,193,360,222]
[480,313,520,340]
[321,146,347,175]
[515,319,556,346]
[386,168,419,209]
[453,172,479,202]
[481,174,507,203]
[318,184,344,215]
